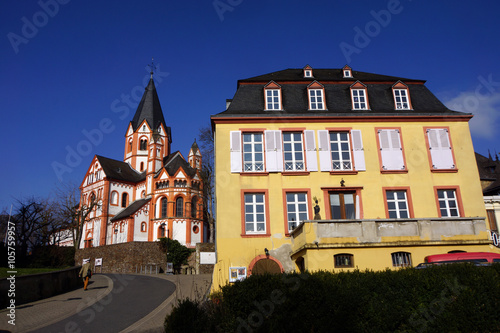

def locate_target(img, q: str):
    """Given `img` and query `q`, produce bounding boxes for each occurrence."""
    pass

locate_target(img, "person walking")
[79,259,92,290]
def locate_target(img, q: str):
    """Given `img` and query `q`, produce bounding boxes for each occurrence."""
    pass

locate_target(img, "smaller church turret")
[188,140,202,171]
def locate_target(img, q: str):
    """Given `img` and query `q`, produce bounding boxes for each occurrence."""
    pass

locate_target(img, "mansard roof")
[159,151,197,178]
[213,67,467,117]
[110,198,151,222]
[130,78,171,138]
[96,155,145,183]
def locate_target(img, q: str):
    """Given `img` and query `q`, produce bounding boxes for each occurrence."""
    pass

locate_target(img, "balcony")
[290,217,490,256]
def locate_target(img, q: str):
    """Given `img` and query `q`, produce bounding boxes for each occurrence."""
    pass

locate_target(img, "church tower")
[188,140,202,171]
[124,73,172,173]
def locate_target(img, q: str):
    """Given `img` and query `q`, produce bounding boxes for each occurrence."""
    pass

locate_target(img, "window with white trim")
[378,129,405,170]
[330,132,352,171]
[351,89,367,110]
[318,130,365,172]
[286,193,308,232]
[426,128,455,169]
[392,252,412,267]
[309,89,324,110]
[343,70,352,78]
[283,132,304,171]
[265,89,281,110]
[386,190,409,218]
[393,89,410,110]
[243,133,264,172]
[304,70,312,78]
[437,190,459,217]
[244,193,266,234]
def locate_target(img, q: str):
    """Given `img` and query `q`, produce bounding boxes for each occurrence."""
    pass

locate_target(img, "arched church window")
[161,197,168,218]
[191,197,197,218]
[122,193,128,208]
[176,197,184,217]
[111,191,118,205]
[139,139,147,151]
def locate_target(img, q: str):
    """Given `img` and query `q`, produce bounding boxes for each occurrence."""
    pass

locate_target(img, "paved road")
[35,274,175,333]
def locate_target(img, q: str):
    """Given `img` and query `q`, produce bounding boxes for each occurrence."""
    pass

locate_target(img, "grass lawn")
[0,267,68,279]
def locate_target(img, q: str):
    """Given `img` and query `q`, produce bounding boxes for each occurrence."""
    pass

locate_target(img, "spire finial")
[148,57,156,79]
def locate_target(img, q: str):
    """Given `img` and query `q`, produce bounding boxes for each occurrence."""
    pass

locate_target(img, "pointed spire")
[488,149,492,160]
[190,139,199,153]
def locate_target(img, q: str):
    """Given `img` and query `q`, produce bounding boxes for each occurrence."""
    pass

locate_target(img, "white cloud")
[444,91,500,139]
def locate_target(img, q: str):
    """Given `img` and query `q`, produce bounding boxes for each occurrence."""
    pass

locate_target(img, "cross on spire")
[148,57,156,79]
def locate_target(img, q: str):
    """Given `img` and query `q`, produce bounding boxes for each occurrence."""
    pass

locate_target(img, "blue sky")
[1,0,499,208]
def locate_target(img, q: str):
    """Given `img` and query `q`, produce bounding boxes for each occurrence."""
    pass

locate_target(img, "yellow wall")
[212,119,488,289]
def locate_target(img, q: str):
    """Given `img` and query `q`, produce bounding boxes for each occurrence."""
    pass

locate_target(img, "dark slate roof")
[213,68,467,117]
[240,68,419,83]
[96,155,145,183]
[476,153,500,195]
[190,140,199,154]
[159,152,197,178]
[110,198,151,222]
[131,78,172,140]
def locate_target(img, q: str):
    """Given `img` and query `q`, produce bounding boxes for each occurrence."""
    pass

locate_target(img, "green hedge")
[165,264,500,332]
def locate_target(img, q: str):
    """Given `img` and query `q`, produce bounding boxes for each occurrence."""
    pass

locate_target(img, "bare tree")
[12,197,56,261]
[53,182,99,250]
[199,126,215,243]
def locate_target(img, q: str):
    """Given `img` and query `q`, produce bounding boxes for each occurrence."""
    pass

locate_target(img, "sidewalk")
[0,273,212,333]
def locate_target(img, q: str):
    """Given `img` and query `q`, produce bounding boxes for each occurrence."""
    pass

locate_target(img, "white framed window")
[304,70,312,78]
[351,89,367,110]
[426,128,455,169]
[437,190,459,217]
[329,192,356,219]
[318,130,365,172]
[378,129,405,170]
[386,190,409,218]
[393,89,410,110]
[330,132,352,171]
[309,89,324,110]
[244,193,266,234]
[343,70,352,78]
[283,132,304,171]
[392,252,412,267]
[243,133,264,172]
[286,193,308,232]
[265,89,281,110]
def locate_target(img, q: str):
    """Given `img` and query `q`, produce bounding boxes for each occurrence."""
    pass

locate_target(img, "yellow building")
[211,65,498,289]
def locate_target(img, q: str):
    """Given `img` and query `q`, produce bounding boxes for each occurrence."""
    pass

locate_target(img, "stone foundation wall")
[196,242,215,274]
[75,242,166,274]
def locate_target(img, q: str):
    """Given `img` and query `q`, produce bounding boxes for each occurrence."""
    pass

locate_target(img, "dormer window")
[264,81,282,111]
[342,65,353,78]
[303,65,313,78]
[350,81,369,110]
[392,81,412,110]
[308,81,326,110]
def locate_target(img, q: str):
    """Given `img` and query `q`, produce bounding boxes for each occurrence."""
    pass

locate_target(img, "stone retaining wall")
[75,242,166,274]
[0,266,81,308]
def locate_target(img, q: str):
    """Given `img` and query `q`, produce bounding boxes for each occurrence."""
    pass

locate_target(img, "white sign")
[200,252,216,264]
[95,258,103,266]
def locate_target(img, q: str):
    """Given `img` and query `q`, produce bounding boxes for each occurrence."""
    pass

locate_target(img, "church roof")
[160,151,197,178]
[476,152,500,195]
[190,140,199,154]
[96,155,145,183]
[130,78,171,139]
[110,198,151,222]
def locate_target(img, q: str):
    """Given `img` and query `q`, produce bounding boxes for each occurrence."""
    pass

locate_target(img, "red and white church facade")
[79,74,204,249]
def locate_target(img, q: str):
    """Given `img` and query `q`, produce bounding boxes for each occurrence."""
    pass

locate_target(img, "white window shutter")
[230,131,242,173]
[428,129,455,169]
[379,129,405,170]
[317,130,331,171]
[274,130,283,172]
[265,130,283,172]
[350,130,366,171]
[304,130,318,171]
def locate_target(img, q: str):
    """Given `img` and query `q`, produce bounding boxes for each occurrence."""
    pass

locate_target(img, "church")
[79,72,204,249]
